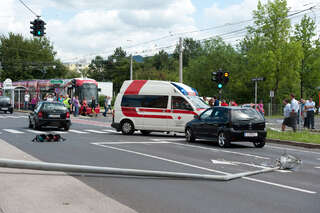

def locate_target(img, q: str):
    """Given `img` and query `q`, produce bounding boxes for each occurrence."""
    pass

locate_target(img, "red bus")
[1,78,100,114]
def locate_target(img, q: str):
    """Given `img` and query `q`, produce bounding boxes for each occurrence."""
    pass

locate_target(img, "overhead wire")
[17,0,39,17]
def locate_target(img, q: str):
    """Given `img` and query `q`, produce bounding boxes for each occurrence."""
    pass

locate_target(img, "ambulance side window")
[121,95,143,107]
[172,96,193,110]
[142,96,168,108]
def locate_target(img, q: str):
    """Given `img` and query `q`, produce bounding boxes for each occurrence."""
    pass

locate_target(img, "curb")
[266,139,320,149]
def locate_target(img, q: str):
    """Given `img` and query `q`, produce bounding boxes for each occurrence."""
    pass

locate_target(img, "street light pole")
[130,54,133,80]
[179,37,183,83]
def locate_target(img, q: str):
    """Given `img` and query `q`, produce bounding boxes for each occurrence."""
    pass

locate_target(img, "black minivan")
[185,106,267,148]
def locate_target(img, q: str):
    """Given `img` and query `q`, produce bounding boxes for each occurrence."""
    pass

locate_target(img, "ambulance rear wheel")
[121,120,134,135]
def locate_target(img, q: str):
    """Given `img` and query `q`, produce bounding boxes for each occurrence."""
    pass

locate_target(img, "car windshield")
[231,108,264,121]
[186,96,209,109]
[42,102,66,111]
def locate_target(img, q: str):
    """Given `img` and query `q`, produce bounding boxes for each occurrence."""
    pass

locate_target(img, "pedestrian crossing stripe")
[0,115,28,119]
[84,129,106,134]
[3,129,24,134]
[1,128,116,135]
[68,129,89,134]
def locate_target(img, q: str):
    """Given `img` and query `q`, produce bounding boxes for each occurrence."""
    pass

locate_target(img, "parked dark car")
[0,96,13,114]
[185,106,266,148]
[28,101,71,131]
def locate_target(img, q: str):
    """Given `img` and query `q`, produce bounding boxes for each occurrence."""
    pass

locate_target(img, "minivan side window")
[172,96,193,110]
[212,108,229,122]
[121,95,168,108]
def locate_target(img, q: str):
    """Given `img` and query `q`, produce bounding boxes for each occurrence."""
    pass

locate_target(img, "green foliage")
[0,33,68,81]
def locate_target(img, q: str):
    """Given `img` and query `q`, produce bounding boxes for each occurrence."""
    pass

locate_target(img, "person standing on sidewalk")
[73,96,80,117]
[63,95,71,113]
[290,93,299,132]
[282,99,291,131]
[305,96,315,129]
[24,91,30,110]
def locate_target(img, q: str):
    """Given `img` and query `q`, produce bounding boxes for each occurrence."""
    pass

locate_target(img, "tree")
[241,0,303,103]
[0,33,66,81]
[293,14,317,98]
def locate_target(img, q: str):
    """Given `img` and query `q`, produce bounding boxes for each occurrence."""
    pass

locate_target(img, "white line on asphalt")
[92,142,172,145]
[68,129,89,134]
[52,131,68,134]
[101,129,118,133]
[26,129,45,134]
[266,145,320,155]
[317,158,320,160]
[315,167,320,169]
[230,161,291,173]
[93,143,316,194]
[2,129,24,134]
[167,141,270,160]
[85,129,107,134]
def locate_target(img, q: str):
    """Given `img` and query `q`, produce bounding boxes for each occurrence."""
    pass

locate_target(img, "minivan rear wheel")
[121,120,134,135]
[218,132,230,148]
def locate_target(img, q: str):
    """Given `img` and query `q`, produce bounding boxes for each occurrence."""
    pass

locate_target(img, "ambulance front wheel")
[121,120,135,135]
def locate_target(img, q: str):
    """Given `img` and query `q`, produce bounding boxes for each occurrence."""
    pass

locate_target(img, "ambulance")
[111,80,209,135]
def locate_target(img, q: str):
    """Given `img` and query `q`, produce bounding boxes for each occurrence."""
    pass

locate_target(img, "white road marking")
[230,161,291,173]
[167,141,270,160]
[2,129,24,134]
[317,158,320,160]
[85,129,107,134]
[26,129,45,134]
[315,167,320,169]
[92,141,171,145]
[267,145,320,155]
[52,131,68,134]
[211,159,236,165]
[92,143,316,194]
[69,129,89,134]
[102,129,118,133]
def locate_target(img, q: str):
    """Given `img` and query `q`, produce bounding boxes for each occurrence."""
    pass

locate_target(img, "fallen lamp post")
[0,154,300,181]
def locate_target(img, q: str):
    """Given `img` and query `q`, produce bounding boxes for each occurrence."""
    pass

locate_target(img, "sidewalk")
[0,139,136,213]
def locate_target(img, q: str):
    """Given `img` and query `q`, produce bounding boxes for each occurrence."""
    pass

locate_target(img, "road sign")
[251,77,265,81]
[50,79,63,84]
[270,90,274,97]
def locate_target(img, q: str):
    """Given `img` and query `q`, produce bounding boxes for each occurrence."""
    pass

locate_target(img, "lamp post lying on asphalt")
[0,154,300,181]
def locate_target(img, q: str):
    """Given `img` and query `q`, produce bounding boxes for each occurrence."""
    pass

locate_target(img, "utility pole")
[130,54,133,80]
[251,77,265,109]
[179,37,183,83]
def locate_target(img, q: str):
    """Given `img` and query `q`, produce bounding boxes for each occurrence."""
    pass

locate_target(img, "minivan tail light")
[66,112,70,118]
[38,111,43,118]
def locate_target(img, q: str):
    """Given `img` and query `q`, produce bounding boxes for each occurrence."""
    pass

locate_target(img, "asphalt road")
[0,112,319,213]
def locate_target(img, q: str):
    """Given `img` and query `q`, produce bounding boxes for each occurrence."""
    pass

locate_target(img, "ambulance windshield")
[186,96,209,109]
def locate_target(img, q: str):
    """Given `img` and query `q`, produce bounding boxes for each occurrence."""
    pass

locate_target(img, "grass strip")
[267,129,320,144]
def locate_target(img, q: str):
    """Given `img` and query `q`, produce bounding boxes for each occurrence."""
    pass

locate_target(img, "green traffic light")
[37,31,41,35]
[218,83,223,89]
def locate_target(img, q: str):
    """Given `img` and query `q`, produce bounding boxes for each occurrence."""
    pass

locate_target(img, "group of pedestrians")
[282,94,316,132]
[204,96,238,108]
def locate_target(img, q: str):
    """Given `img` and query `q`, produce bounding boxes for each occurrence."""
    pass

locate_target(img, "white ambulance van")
[111,80,209,135]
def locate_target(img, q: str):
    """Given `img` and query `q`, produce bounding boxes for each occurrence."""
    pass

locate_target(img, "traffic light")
[30,18,46,37]
[212,70,229,89]
[223,72,229,84]
[212,72,217,81]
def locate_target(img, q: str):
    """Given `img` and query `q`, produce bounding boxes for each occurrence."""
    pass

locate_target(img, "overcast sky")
[0,0,318,63]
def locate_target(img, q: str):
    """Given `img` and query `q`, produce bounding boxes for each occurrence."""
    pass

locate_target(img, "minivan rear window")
[121,95,168,108]
[231,108,264,121]
[42,102,67,111]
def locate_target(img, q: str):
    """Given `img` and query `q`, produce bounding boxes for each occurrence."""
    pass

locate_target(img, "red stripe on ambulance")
[124,80,147,95]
